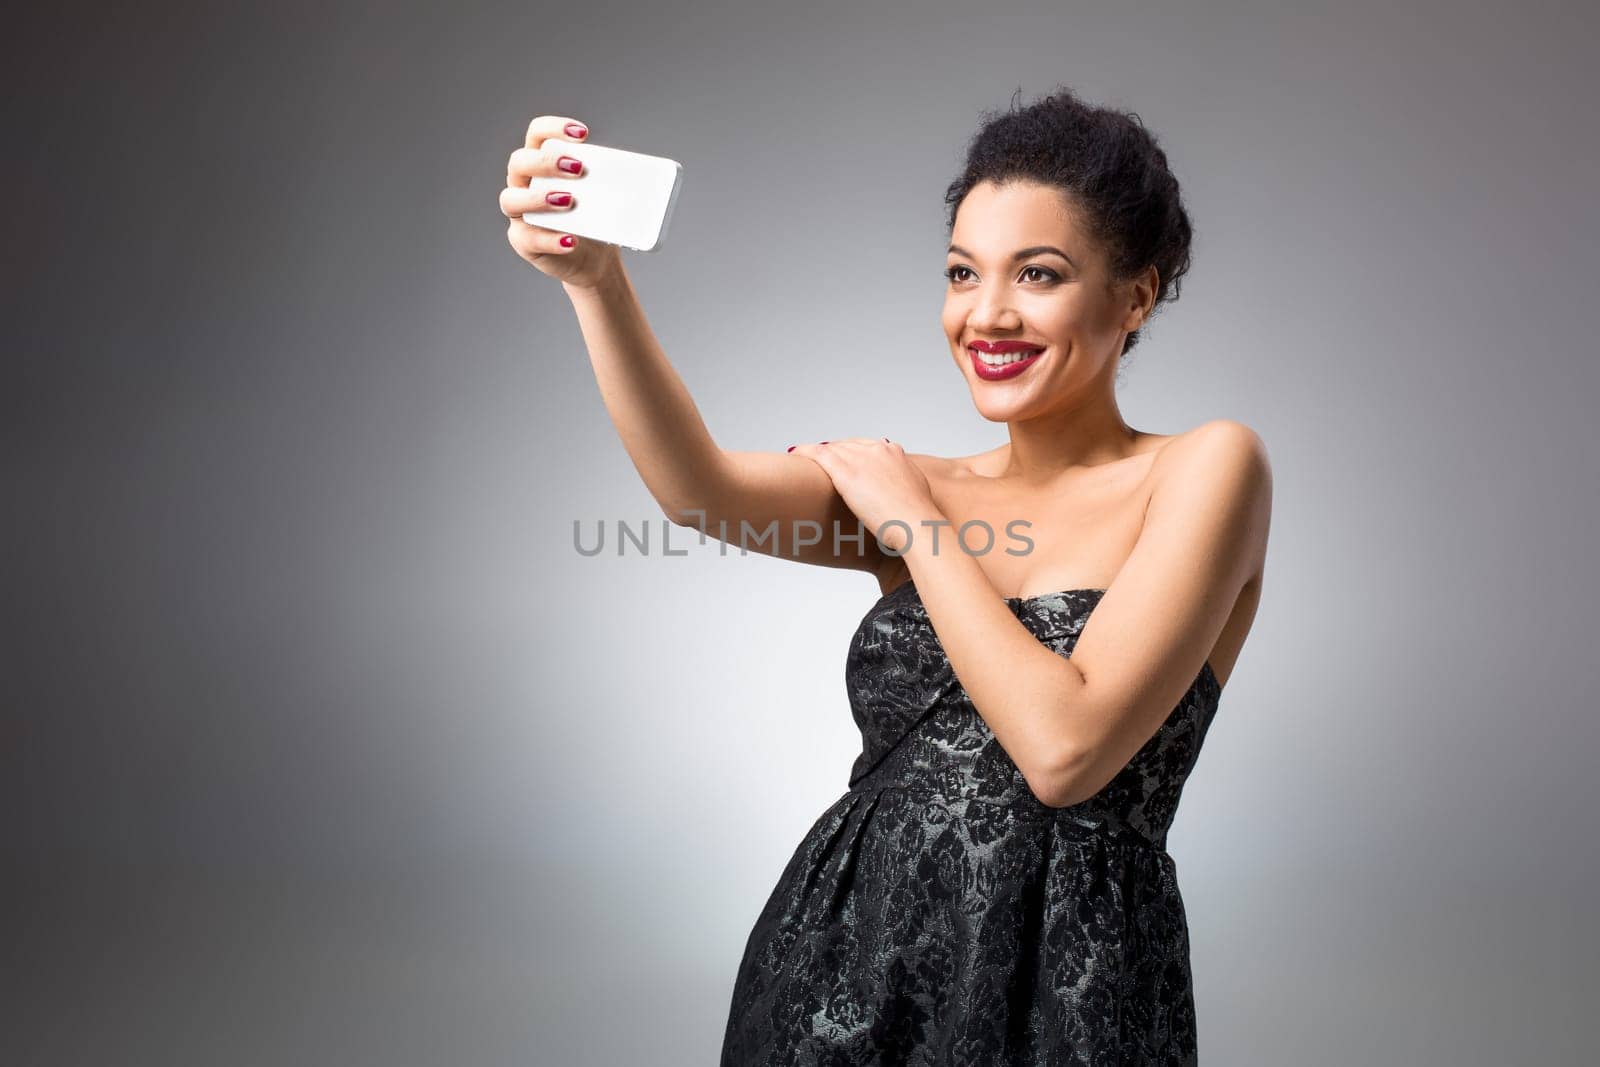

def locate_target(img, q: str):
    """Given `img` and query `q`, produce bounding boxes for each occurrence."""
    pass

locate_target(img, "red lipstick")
[968,339,1046,381]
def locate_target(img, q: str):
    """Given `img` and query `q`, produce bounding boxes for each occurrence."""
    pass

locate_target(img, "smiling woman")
[713,87,1261,1067]
[509,84,1263,1067]
[941,88,1194,379]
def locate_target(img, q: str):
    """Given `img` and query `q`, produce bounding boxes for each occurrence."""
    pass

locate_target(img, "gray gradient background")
[8,1,1597,1064]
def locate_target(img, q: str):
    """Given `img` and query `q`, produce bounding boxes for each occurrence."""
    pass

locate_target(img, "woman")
[501,86,1272,1065]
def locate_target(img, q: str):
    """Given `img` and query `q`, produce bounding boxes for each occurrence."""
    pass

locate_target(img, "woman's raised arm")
[561,270,889,577]
[501,114,888,578]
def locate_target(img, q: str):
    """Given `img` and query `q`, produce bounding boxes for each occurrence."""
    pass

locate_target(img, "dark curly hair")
[943,86,1194,367]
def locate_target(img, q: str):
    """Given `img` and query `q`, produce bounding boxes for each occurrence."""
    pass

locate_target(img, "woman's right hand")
[501,114,624,291]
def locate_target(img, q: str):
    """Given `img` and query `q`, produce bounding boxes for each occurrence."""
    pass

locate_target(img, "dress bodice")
[843,580,1221,852]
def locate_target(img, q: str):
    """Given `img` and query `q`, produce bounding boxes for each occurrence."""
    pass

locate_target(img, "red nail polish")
[786,445,795,452]
[821,440,829,444]
[559,235,575,247]
[565,123,588,139]
[547,191,572,206]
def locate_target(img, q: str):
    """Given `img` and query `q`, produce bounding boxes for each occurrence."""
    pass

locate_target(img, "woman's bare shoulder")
[904,447,1003,483]
[1148,419,1270,480]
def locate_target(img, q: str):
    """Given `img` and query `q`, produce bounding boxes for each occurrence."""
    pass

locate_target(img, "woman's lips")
[969,345,1045,381]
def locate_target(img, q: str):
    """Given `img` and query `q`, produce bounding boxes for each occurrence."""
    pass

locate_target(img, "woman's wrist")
[561,255,629,303]
[877,504,949,556]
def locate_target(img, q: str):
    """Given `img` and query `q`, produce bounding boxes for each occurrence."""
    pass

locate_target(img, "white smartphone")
[522,139,684,253]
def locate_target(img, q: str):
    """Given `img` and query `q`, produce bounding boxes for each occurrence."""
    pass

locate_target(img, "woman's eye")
[943,265,1059,284]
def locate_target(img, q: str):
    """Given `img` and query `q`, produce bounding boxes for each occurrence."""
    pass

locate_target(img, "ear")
[1121,265,1160,332]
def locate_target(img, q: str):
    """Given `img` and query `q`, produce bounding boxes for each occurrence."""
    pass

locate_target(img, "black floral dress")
[720,581,1222,1065]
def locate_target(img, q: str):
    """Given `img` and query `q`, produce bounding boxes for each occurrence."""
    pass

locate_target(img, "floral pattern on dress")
[722,582,1221,1065]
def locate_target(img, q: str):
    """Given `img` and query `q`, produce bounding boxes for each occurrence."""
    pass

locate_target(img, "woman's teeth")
[972,347,1043,366]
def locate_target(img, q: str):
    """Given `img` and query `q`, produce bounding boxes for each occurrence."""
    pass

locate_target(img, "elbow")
[1024,741,1093,810]
[659,461,730,529]
[660,493,716,528]
[661,501,698,527]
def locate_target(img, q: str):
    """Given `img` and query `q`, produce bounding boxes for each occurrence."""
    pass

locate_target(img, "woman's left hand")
[788,437,941,552]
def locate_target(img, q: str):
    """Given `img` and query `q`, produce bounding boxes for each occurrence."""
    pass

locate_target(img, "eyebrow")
[946,243,1077,270]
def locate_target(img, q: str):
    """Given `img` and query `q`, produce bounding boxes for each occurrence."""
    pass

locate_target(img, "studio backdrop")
[9,1,1596,1064]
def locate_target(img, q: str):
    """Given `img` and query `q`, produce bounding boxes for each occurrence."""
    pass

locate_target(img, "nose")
[968,292,1024,332]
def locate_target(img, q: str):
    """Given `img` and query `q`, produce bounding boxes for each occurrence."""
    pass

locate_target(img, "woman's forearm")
[562,269,725,517]
[898,512,1085,807]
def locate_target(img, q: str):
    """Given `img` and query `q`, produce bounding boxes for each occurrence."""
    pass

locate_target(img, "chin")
[969,393,1023,422]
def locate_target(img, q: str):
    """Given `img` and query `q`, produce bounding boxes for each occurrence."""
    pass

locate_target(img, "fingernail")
[560,235,575,247]
[558,156,583,174]
[546,191,572,206]
[566,123,588,139]
[786,445,795,453]
[820,440,829,445]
